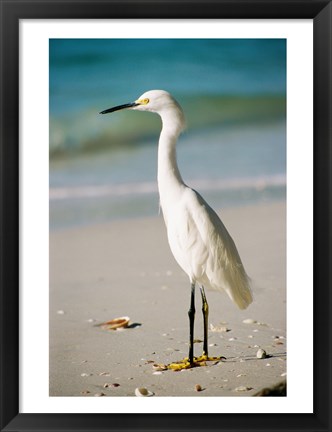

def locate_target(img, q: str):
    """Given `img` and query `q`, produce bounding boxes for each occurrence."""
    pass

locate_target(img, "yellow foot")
[166,355,226,371]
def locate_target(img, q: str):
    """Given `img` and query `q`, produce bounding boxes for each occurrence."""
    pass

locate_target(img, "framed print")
[1,1,331,431]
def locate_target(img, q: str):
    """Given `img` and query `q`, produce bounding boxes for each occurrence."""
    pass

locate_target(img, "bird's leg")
[200,285,209,357]
[188,282,196,364]
[165,283,223,370]
[166,283,196,370]
[194,285,225,364]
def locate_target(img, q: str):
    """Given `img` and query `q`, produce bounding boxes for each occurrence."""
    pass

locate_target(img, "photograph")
[2,0,331,429]
[49,38,287,397]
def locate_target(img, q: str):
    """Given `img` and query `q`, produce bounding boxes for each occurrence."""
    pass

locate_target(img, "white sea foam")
[49,174,286,201]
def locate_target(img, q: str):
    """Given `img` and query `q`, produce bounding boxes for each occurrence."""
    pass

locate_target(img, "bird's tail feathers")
[224,267,253,310]
[208,263,253,310]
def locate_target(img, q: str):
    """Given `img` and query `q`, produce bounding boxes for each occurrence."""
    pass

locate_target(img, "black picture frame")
[0,1,331,431]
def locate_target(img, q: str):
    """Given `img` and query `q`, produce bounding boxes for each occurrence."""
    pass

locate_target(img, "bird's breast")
[162,194,209,283]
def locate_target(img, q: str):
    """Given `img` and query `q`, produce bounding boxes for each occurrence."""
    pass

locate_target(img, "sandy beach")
[49,199,286,397]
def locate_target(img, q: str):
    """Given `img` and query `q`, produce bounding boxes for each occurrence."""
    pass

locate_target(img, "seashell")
[242,318,257,324]
[195,384,202,392]
[94,392,106,397]
[256,348,267,359]
[153,364,167,371]
[100,316,130,330]
[210,324,230,332]
[234,386,253,392]
[135,387,154,397]
[104,382,120,388]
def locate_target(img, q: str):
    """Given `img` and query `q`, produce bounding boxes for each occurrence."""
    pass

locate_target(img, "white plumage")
[100,89,253,368]
[166,187,252,310]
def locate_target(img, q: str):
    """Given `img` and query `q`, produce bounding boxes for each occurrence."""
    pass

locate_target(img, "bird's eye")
[141,98,149,105]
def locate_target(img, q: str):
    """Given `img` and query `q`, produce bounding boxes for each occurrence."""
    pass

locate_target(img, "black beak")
[99,102,139,115]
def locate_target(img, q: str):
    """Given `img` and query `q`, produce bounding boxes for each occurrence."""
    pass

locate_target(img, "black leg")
[166,283,221,370]
[188,283,196,364]
[200,285,209,357]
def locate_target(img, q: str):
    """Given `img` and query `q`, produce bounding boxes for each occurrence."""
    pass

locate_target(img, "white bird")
[100,90,253,369]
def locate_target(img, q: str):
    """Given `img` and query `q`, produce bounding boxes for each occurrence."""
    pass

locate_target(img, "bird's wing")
[186,188,253,310]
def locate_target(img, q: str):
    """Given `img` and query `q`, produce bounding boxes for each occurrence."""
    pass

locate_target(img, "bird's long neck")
[157,110,185,215]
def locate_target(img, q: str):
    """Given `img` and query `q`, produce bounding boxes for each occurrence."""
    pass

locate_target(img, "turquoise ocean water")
[49,39,286,230]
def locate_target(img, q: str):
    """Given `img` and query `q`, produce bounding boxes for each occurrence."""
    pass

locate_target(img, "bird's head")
[100,90,185,132]
[132,90,179,113]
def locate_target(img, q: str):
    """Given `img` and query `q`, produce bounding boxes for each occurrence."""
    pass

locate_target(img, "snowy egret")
[100,90,253,369]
